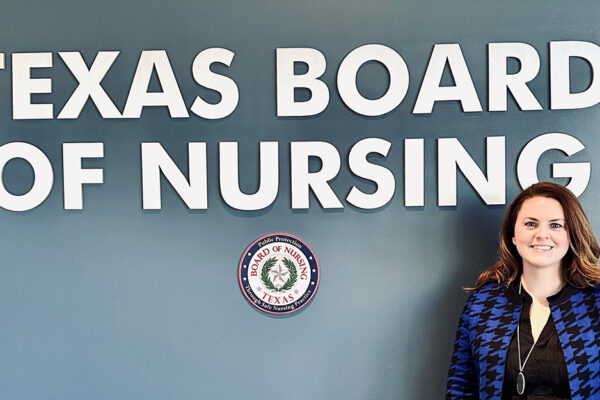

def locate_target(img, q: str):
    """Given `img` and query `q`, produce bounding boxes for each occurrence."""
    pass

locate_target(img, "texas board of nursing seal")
[238,233,320,315]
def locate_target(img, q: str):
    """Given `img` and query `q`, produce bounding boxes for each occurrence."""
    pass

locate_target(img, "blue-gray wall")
[1,1,599,399]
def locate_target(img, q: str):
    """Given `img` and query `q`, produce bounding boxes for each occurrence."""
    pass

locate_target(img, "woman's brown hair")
[467,182,600,291]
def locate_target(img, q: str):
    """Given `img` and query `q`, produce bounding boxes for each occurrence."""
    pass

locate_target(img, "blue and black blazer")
[446,282,600,399]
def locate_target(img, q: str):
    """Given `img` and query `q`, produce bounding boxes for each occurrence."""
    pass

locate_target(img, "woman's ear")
[512,237,516,245]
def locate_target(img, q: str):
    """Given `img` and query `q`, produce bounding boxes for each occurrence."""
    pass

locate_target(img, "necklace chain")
[516,278,567,394]
[517,280,540,373]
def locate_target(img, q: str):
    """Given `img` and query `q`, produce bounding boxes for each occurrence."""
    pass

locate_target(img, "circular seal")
[238,233,320,315]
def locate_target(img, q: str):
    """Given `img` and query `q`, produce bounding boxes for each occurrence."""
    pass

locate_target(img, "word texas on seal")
[238,233,320,315]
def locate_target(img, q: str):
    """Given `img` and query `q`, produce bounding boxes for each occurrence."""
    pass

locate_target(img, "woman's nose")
[536,225,549,239]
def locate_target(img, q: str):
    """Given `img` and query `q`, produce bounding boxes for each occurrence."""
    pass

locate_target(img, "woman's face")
[512,196,570,273]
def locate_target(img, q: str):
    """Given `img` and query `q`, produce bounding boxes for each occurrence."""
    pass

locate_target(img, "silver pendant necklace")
[516,278,567,395]
[516,280,539,395]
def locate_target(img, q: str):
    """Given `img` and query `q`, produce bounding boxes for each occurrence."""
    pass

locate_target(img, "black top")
[501,280,576,400]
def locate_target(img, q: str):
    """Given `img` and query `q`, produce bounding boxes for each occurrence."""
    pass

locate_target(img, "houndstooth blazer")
[446,282,600,400]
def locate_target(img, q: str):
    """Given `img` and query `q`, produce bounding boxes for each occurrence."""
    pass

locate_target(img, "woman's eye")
[524,221,536,227]
[550,223,563,229]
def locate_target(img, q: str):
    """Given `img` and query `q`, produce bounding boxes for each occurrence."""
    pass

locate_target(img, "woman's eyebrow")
[522,217,565,221]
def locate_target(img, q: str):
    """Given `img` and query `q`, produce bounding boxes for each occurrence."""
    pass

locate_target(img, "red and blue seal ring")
[238,233,320,315]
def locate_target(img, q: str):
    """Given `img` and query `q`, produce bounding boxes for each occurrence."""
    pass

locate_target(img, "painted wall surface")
[1,1,600,399]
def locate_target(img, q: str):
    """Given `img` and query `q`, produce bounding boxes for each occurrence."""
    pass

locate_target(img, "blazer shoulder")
[469,282,505,300]
[563,285,600,312]
[465,282,512,316]
[591,284,600,303]
[579,284,600,299]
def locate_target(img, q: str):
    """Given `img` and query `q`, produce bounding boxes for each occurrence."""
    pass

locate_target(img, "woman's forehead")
[517,196,565,219]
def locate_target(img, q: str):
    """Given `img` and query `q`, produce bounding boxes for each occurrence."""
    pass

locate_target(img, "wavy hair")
[467,182,600,291]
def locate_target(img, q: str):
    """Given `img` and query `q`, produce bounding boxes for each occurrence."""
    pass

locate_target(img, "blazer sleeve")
[446,293,478,399]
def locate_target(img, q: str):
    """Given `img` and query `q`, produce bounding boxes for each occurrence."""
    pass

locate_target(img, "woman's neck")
[521,267,565,306]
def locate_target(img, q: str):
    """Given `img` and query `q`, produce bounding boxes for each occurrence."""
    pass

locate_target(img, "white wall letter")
[291,142,342,209]
[438,137,505,206]
[346,138,394,209]
[63,143,104,209]
[488,42,542,111]
[191,48,239,119]
[219,142,278,210]
[12,53,53,119]
[337,44,409,116]
[404,138,424,206]
[276,48,329,116]
[123,50,189,118]
[517,133,590,196]
[0,142,53,211]
[550,41,600,110]
[413,44,482,114]
[141,143,207,209]
[58,51,121,119]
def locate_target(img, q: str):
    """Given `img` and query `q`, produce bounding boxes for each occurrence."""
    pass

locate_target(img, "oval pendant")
[517,372,525,395]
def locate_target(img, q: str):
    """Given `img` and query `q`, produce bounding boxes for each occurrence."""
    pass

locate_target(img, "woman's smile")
[531,245,553,250]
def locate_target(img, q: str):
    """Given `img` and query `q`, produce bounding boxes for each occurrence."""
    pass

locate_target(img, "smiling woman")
[446,182,600,400]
